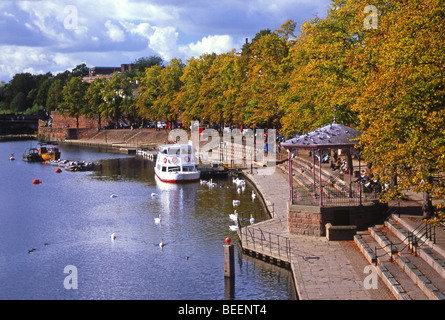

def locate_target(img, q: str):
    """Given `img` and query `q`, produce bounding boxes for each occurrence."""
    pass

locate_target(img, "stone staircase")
[354,214,445,300]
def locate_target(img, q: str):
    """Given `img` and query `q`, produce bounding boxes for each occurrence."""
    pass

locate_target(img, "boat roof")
[159,144,193,151]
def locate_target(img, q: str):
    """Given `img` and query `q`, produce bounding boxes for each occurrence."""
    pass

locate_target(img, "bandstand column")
[318,148,323,207]
[288,150,293,205]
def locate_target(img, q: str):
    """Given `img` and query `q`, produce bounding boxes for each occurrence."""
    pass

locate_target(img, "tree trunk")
[422,191,434,219]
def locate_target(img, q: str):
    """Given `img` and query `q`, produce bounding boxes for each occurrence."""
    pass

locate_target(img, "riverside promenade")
[242,166,395,300]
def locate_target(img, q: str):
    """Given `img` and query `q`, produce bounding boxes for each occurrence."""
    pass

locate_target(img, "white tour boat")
[154,144,200,183]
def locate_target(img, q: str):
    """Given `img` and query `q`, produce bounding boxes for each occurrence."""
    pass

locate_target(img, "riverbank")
[0,134,37,141]
[240,167,395,300]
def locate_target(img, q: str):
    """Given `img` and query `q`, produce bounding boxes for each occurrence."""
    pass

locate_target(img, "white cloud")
[179,35,238,58]
[148,26,179,61]
[105,20,126,43]
[0,0,332,81]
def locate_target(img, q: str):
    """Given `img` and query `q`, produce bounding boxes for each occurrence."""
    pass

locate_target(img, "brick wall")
[287,204,324,236]
[38,127,97,141]
[287,203,388,237]
[50,110,99,129]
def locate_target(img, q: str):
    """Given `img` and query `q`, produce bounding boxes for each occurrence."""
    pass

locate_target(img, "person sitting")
[332,158,342,171]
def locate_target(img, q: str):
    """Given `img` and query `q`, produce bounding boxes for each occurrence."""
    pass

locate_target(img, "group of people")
[330,158,349,173]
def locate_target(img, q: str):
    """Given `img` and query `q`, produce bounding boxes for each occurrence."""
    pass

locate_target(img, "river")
[0,140,295,300]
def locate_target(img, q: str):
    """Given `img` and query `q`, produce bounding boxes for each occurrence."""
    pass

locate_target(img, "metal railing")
[373,219,436,265]
[292,183,379,207]
[239,226,291,263]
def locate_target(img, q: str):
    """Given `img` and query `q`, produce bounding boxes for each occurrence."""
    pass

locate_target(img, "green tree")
[9,92,28,113]
[136,65,163,128]
[102,72,134,127]
[46,79,64,112]
[85,77,107,129]
[60,76,88,128]
[177,53,217,126]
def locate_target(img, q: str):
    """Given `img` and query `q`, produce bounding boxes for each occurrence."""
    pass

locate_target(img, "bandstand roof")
[282,122,362,150]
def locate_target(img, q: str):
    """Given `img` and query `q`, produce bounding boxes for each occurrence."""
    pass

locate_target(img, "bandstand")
[281,120,387,238]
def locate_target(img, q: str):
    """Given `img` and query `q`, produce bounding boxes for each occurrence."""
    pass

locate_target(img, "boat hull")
[154,168,200,183]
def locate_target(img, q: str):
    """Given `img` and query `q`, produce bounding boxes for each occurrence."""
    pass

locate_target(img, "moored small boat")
[154,144,200,183]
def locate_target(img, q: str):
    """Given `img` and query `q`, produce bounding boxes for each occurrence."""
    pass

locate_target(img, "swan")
[229,225,239,231]
[151,192,159,197]
[200,179,207,185]
[232,200,240,207]
[154,214,161,224]
[251,190,256,201]
[110,194,117,198]
[208,179,216,188]
[237,187,241,194]
[241,185,246,192]
[111,233,116,241]
[235,179,245,186]
[250,214,255,225]
[159,239,165,248]
[229,210,238,221]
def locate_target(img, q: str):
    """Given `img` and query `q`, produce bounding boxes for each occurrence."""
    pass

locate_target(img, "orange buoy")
[32,179,42,184]
[55,168,62,173]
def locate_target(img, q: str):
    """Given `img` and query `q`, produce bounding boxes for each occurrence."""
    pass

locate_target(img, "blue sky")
[0,0,332,82]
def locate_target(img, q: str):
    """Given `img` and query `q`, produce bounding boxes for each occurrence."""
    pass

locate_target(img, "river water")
[0,140,294,300]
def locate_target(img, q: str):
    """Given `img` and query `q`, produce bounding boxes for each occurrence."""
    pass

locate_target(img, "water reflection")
[0,141,293,300]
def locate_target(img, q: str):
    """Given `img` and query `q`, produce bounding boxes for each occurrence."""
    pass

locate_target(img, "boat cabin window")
[161,166,167,172]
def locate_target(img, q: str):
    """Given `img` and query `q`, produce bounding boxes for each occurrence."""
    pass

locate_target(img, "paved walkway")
[243,166,395,300]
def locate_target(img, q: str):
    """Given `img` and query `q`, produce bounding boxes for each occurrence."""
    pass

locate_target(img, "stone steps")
[354,216,445,300]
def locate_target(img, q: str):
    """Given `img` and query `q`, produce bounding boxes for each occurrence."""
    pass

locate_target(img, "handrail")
[240,225,291,262]
[373,218,436,265]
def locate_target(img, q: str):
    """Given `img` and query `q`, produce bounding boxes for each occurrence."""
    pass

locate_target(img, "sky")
[0,0,332,82]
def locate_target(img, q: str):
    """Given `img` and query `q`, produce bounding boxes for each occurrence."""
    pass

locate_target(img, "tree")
[102,72,134,127]
[85,77,107,129]
[177,53,217,126]
[157,58,184,126]
[352,0,445,220]
[9,92,27,113]
[5,73,36,110]
[241,28,292,128]
[131,56,164,77]
[46,79,64,112]
[71,63,89,78]
[60,76,88,128]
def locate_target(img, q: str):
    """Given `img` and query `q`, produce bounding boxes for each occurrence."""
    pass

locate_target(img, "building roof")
[281,122,362,149]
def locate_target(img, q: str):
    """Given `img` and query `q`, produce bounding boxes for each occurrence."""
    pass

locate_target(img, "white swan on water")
[208,179,216,188]
[232,200,240,207]
[250,214,255,225]
[154,214,161,224]
[110,194,117,198]
[229,210,238,221]
[151,192,159,197]
[111,233,116,241]
[229,225,239,231]
[159,239,165,248]
[251,190,256,201]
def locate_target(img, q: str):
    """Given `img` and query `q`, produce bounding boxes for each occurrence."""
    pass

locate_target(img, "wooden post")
[224,244,235,278]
